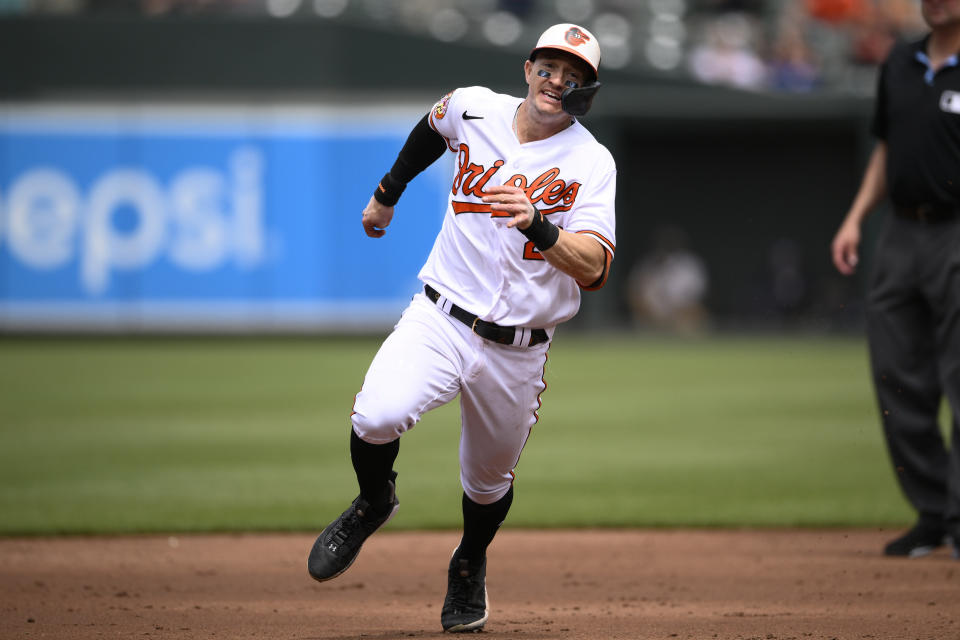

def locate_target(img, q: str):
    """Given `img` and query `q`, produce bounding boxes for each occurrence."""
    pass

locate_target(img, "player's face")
[921,0,960,27]
[524,52,590,116]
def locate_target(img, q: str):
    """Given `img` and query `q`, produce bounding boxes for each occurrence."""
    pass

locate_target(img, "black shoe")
[883,522,947,557]
[441,549,488,633]
[307,472,399,582]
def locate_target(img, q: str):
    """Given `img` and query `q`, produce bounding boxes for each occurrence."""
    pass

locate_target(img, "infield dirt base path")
[1,529,957,640]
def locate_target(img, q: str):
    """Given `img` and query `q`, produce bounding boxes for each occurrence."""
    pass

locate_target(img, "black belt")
[894,203,959,223]
[424,285,548,347]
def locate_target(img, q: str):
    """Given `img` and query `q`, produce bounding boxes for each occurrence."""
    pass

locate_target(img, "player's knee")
[461,472,514,505]
[351,408,410,443]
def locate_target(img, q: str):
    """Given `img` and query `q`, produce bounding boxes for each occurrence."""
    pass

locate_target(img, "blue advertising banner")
[0,103,452,331]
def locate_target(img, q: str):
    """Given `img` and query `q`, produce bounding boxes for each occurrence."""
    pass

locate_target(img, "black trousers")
[866,214,960,531]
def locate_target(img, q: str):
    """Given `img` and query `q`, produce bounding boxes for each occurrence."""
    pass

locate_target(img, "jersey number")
[523,242,544,260]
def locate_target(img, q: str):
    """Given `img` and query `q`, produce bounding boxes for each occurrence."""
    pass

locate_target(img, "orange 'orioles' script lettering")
[451,143,580,217]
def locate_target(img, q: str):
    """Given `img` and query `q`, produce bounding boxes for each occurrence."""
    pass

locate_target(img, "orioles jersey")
[420,85,617,330]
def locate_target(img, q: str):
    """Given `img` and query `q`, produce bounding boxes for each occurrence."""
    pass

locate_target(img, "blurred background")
[0,0,926,335]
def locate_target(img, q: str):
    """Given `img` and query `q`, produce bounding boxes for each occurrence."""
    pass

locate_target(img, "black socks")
[458,486,514,564]
[350,429,399,514]
[349,426,514,560]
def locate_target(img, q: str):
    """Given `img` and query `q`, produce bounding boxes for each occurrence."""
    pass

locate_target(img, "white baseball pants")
[351,292,550,505]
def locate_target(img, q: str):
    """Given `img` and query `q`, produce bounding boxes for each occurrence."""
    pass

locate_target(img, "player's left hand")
[482,185,535,230]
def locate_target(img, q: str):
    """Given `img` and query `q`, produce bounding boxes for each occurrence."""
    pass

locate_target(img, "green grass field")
[0,334,924,535]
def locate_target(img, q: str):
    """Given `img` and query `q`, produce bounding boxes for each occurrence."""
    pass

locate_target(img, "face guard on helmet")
[529,23,602,116]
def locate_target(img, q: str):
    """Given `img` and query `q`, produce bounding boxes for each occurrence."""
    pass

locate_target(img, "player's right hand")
[362,195,394,238]
[831,221,860,276]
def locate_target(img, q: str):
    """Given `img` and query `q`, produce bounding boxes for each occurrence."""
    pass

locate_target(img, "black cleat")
[441,549,488,633]
[307,472,399,582]
[883,522,947,557]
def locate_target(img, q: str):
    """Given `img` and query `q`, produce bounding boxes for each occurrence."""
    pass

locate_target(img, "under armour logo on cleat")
[462,111,484,120]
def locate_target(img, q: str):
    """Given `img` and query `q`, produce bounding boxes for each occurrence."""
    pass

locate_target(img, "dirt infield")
[1,529,957,640]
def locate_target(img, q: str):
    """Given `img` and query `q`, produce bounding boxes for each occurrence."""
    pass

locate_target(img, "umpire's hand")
[362,196,395,238]
[831,221,860,276]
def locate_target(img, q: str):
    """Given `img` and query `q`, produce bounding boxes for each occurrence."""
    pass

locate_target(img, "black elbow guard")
[372,113,446,206]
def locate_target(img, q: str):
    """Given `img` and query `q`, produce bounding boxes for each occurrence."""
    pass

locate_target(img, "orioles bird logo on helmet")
[564,27,590,47]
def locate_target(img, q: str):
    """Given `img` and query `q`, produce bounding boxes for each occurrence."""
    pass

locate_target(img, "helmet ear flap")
[561,81,601,116]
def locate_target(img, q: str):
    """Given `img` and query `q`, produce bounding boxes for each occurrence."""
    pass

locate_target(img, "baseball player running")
[307,23,617,633]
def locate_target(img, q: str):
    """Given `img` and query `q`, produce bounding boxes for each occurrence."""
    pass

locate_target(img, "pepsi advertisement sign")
[0,104,450,331]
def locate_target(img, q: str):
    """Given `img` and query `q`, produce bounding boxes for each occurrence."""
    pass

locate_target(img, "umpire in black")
[831,0,960,558]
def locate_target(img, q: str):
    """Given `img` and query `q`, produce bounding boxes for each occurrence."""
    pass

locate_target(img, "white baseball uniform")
[351,85,617,505]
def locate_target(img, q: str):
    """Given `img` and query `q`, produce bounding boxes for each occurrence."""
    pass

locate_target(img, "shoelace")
[330,500,389,548]
[447,561,480,609]
[446,583,469,610]
[329,509,361,547]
